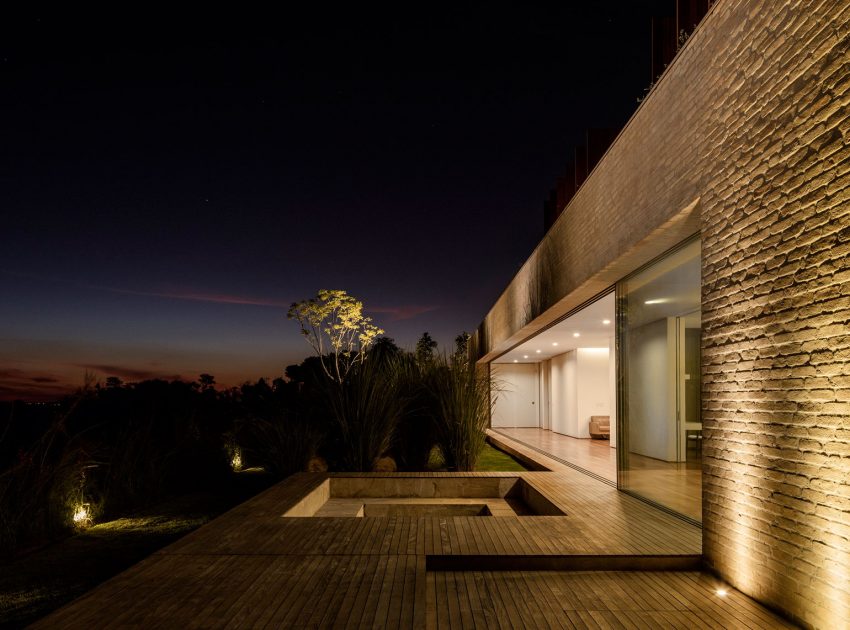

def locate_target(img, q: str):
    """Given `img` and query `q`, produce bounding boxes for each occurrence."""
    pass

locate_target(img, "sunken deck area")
[34,469,793,629]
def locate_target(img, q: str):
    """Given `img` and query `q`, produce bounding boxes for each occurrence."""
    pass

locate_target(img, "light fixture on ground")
[72,504,92,528]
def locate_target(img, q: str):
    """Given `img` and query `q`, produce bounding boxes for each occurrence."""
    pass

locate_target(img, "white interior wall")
[608,336,617,448]
[575,348,611,439]
[539,360,551,431]
[627,317,678,461]
[550,348,611,439]
[549,350,577,436]
[490,363,539,428]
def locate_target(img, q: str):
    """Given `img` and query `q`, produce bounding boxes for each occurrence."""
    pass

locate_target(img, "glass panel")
[617,238,701,522]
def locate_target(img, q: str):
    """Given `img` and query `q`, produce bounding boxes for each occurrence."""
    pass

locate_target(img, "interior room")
[618,237,702,522]
[490,292,617,482]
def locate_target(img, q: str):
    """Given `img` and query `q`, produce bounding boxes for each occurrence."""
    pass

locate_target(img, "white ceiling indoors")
[494,291,615,364]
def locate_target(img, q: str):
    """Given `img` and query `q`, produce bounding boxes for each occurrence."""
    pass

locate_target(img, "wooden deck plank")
[33,468,796,629]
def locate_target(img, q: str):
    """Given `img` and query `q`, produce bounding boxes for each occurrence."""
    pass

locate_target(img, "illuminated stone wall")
[699,2,850,628]
[473,0,850,626]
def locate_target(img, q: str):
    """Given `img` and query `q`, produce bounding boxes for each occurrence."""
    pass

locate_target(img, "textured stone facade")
[473,1,850,627]
[699,2,850,628]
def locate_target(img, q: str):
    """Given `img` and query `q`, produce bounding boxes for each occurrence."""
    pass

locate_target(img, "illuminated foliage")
[287,289,384,383]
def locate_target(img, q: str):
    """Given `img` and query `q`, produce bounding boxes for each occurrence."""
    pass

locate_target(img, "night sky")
[1,3,669,400]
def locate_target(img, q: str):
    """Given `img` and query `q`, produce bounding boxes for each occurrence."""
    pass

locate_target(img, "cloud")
[92,286,291,308]
[368,305,439,322]
[75,364,184,382]
[0,368,74,401]
[3,270,440,323]
[0,270,291,309]
[30,376,60,383]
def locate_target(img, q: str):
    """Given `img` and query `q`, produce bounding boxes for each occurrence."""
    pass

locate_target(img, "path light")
[72,504,92,528]
[231,449,243,472]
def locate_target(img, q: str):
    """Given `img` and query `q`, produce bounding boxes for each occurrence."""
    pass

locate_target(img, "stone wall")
[699,2,850,628]
[472,1,850,626]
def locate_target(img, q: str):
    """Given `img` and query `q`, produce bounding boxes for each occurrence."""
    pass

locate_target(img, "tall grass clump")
[391,355,437,471]
[234,413,318,478]
[427,355,493,471]
[321,356,407,471]
[0,400,99,557]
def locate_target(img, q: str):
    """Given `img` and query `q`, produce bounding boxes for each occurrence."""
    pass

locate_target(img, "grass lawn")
[475,442,529,472]
[0,470,274,628]
[428,442,529,472]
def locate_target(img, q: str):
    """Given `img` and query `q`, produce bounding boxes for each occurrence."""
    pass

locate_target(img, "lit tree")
[287,289,384,383]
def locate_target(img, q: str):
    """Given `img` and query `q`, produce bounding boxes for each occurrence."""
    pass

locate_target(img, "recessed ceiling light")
[644,299,667,305]
[535,349,541,353]
[513,359,518,363]
[573,332,580,338]
[552,342,558,346]
[716,588,727,597]
[523,355,529,359]
[602,319,611,325]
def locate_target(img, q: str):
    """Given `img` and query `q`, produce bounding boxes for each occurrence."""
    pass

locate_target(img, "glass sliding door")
[617,237,702,522]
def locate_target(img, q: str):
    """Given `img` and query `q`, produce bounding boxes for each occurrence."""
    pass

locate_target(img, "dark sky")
[1,3,670,400]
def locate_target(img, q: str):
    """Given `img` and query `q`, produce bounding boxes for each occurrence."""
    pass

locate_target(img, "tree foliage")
[287,289,384,383]
[415,332,438,365]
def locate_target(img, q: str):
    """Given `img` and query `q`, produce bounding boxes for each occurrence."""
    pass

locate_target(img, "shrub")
[391,356,438,471]
[427,356,493,471]
[234,413,318,478]
[321,357,407,472]
[0,400,99,556]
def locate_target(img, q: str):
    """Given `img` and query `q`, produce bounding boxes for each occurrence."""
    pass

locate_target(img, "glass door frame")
[614,233,702,526]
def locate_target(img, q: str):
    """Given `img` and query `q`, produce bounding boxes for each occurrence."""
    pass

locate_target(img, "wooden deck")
[33,468,795,628]
[490,428,703,522]
[427,570,796,629]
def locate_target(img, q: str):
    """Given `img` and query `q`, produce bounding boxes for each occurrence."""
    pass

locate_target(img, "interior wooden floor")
[492,427,702,522]
[31,467,795,628]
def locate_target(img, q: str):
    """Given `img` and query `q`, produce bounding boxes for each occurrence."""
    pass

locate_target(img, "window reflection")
[617,238,702,522]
